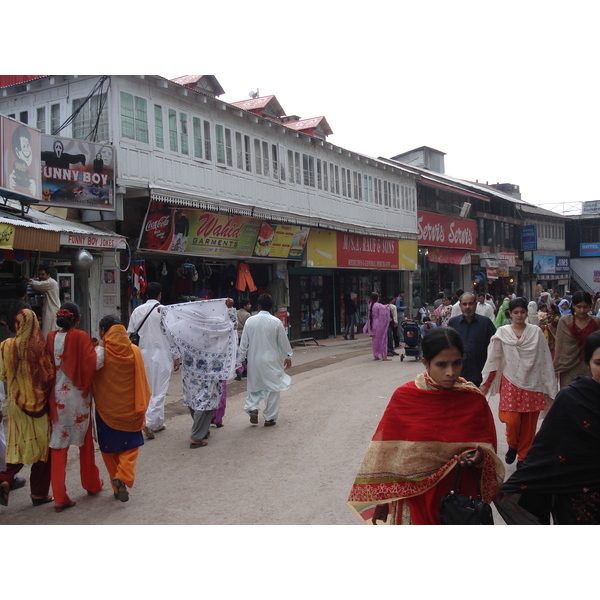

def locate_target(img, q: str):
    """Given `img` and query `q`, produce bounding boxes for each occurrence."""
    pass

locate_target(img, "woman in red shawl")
[347,327,505,525]
[47,302,104,513]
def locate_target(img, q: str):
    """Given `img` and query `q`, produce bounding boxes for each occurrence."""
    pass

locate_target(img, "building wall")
[1,75,418,239]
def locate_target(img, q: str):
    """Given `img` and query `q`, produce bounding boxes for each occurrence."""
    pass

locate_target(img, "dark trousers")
[0,457,51,497]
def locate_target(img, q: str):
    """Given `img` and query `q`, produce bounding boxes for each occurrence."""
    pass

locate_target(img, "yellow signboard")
[0,224,15,249]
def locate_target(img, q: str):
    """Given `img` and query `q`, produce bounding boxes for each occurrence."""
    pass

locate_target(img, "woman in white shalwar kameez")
[161,298,238,448]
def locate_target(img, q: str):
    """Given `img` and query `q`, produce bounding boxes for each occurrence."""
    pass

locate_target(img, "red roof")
[283,116,333,137]
[0,76,44,88]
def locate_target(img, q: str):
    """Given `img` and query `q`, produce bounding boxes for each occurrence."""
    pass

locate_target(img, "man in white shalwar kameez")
[24,268,60,339]
[239,293,292,427]
[127,283,180,439]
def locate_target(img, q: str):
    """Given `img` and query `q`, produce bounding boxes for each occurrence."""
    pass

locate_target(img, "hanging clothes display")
[268,275,289,309]
[236,262,257,293]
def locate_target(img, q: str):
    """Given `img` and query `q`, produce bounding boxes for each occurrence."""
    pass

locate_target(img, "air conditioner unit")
[459,202,472,218]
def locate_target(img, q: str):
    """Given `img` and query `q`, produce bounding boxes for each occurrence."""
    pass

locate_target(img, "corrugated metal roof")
[283,116,333,136]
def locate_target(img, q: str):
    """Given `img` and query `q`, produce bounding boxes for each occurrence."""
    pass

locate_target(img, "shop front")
[135,199,314,334]
[474,252,521,299]
[0,204,125,340]
[298,228,418,339]
[415,210,476,308]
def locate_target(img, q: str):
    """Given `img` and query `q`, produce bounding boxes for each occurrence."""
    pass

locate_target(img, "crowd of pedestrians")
[0,289,291,513]
[350,285,600,525]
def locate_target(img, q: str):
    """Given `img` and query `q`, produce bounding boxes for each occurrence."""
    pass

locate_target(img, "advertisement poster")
[533,255,556,274]
[0,223,15,250]
[1,116,42,201]
[39,134,114,210]
[252,222,309,259]
[581,243,600,257]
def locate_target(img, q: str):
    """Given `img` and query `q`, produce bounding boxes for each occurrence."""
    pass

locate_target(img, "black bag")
[439,462,494,525]
[129,303,158,346]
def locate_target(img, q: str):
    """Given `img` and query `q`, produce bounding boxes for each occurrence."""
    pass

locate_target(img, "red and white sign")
[60,233,126,249]
[417,211,476,250]
[336,233,398,270]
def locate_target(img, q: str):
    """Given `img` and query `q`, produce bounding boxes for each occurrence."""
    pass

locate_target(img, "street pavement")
[1,334,516,525]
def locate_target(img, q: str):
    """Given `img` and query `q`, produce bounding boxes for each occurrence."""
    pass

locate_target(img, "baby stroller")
[400,319,421,361]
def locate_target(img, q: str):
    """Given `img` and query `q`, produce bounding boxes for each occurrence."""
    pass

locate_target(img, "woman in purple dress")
[363,292,391,361]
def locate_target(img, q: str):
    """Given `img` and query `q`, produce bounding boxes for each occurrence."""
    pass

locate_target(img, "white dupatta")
[481,323,558,399]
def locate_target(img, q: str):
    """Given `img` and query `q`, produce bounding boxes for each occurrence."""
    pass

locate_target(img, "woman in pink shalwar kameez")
[363,293,391,361]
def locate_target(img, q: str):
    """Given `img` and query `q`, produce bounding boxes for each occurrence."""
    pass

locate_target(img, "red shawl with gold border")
[347,373,505,524]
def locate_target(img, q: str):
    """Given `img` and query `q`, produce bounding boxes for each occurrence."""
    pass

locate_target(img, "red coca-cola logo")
[143,208,172,250]
[146,216,170,232]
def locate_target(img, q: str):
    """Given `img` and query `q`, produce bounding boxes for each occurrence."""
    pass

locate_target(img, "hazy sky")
[15,1,599,215]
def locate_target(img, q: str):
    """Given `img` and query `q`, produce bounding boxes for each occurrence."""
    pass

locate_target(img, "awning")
[427,247,471,265]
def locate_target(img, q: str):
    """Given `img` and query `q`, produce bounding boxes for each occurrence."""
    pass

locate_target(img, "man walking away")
[127,282,180,439]
[239,294,292,427]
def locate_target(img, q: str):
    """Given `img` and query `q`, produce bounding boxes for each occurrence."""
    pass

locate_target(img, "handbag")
[439,462,494,525]
[129,303,158,346]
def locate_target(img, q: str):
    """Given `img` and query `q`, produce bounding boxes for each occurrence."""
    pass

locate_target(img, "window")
[235,132,243,169]
[262,141,270,176]
[353,172,359,200]
[179,113,188,155]
[168,109,177,152]
[36,107,46,133]
[72,93,108,141]
[295,152,301,184]
[203,121,212,160]
[303,154,310,186]
[19,111,28,124]
[334,165,340,194]
[346,169,351,197]
[193,117,202,158]
[288,150,294,182]
[50,104,61,134]
[225,128,233,167]
[155,105,164,149]
[341,168,347,196]
[120,92,148,143]
[254,139,262,174]
[215,125,225,164]
[279,145,286,181]
[317,159,322,189]
[272,144,278,179]
[244,135,251,171]
[323,161,328,191]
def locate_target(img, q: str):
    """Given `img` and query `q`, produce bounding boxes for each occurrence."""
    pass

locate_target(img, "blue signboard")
[580,243,600,257]
[521,225,537,251]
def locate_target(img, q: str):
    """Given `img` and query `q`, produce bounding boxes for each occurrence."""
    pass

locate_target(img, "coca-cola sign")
[417,210,476,250]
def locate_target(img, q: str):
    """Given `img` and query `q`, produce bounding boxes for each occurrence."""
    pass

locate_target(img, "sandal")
[31,496,53,506]
[112,478,129,503]
[55,500,76,513]
[0,481,9,507]
[264,420,276,427]
[190,440,208,449]
[249,410,258,424]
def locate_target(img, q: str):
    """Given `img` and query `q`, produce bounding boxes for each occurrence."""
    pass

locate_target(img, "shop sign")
[60,233,126,249]
[0,116,42,202]
[533,254,570,274]
[337,233,398,269]
[139,201,308,260]
[427,247,471,265]
[252,222,309,259]
[473,271,486,284]
[594,270,600,283]
[39,134,115,211]
[0,223,15,249]
[581,243,600,257]
[486,267,499,280]
[521,225,537,251]
[417,210,476,250]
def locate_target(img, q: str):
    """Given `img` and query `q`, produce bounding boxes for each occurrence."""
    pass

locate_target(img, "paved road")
[1,335,514,525]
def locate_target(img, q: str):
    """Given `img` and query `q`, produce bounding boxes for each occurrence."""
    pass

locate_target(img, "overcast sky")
[16,1,599,215]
